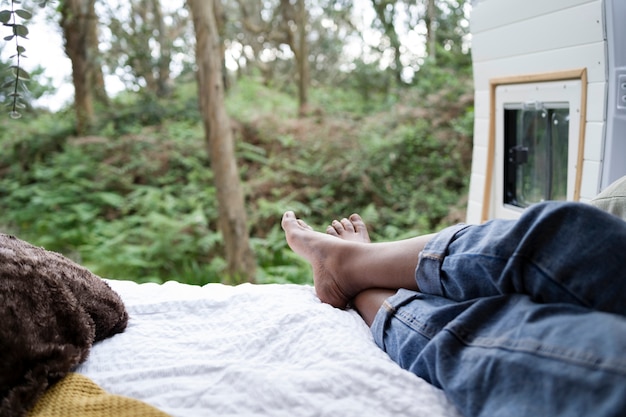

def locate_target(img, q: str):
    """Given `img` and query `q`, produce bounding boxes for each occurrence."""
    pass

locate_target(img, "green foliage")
[0,65,473,285]
[0,0,474,286]
[0,115,224,284]
[226,77,298,122]
[96,84,201,135]
[311,63,397,116]
[236,61,473,251]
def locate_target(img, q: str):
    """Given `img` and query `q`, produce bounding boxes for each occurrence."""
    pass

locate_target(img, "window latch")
[522,101,545,111]
[508,145,529,164]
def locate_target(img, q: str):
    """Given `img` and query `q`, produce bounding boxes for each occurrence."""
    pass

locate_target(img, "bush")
[0,72,473,285]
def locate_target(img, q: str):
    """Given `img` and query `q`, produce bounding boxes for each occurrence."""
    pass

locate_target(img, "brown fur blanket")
[0,234,128,417]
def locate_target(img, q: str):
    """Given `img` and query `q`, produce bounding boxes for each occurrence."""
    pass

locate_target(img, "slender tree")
[276,0,310,115]
[150,0,172,96]
[295,0,309,115]
[187,0,257,284]
[234,0,311,115]
[60,0,99,134]
[370,0,404,84]
[425,0,437,61]
[102,0,186,97]
[87,0,107,105]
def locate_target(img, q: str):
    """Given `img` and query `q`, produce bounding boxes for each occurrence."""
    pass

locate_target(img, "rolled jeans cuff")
[370,289,425,352]
[415,223,471,296]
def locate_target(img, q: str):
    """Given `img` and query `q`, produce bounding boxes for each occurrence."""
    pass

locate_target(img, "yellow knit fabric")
[27,373,171,417]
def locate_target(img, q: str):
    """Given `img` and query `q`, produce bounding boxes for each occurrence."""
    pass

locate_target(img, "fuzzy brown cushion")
[0,234,128,417]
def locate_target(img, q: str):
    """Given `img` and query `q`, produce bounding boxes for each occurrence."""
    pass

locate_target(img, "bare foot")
[326,214,371,243]
[282,211,364,309]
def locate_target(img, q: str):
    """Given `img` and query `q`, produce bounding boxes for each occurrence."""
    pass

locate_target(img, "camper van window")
[503,103,569,208]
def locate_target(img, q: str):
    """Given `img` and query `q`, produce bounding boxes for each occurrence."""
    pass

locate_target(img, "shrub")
[0,73,473,285]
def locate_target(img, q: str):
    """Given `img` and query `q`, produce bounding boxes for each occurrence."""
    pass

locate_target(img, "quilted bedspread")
[77,280,461,417]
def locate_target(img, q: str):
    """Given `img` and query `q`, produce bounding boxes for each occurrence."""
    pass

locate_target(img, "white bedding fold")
[77,280,460,417]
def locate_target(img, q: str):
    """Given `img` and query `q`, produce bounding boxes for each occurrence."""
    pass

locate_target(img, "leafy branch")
[0,0,50,118]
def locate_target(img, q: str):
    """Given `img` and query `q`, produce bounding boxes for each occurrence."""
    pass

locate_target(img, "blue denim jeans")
[370,202,626,417]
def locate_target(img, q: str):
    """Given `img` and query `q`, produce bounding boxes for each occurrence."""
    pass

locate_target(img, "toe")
[296,219,313,230]
[340,218,356,234]
[326,225,339,236]
[281,211,296,230]
[331,219,343,234]
[349,213,363,224]
[350,213,370,242]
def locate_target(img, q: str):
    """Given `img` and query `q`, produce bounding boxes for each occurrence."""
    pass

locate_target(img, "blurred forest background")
[0,0,473,285]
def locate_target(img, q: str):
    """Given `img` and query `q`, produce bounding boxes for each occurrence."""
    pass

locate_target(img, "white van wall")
[603,0,626,190]
[467,0,611,223]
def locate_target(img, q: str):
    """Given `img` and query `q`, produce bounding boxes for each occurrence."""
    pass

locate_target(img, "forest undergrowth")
[0,70,474,285]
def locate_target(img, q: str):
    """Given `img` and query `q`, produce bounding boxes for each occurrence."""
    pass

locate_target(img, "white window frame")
[481,69,588,221]
[494,81,582,219]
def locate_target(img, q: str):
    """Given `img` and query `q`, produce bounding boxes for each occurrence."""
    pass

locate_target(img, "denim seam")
[371,291,416,352]
[395,309,438,341]
[420,253,444,261]
[416,223,472,296]
[446,325,626,376]
[382,299,396,314]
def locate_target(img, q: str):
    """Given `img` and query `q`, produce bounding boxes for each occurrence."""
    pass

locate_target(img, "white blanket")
[77,280,461,417]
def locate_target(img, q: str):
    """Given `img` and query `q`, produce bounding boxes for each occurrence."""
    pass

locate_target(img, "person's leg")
[418,201,626,316]
[284,202,626,314]
[281,211,435,308]
[352,289,396,326]
[325,216,397,323]
[371,290,626,417]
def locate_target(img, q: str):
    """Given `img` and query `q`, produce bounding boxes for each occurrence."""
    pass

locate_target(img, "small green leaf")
[10,66,30,80]
[13,24,28,37]
[4,35,14,41]
[0,10,11,24]
[15,9,32,20]
[16,45,25,54]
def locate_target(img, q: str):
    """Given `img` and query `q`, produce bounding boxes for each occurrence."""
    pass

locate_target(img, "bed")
[1,228,460,417]
[7,177,626,417]
[6,178,626,417]
[72,279,461,417]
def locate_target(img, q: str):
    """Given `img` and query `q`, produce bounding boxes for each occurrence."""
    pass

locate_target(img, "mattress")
[76,279,461,417]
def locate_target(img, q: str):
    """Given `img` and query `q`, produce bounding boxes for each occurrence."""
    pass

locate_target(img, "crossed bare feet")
[281,211,370,309]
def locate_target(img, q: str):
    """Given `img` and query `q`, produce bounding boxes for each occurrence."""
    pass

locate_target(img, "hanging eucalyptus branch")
[0,0,50,118]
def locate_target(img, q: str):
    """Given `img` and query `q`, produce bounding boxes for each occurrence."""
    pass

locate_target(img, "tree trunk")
[295,0,309,116]
[371,0,404,84]
[152,0,172,97]
[60,0,96,135]
[279,0,310,116]
[87,0,108,105]
[425,0,437,61]
[187,0,257,284]
[131,0,158,93]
